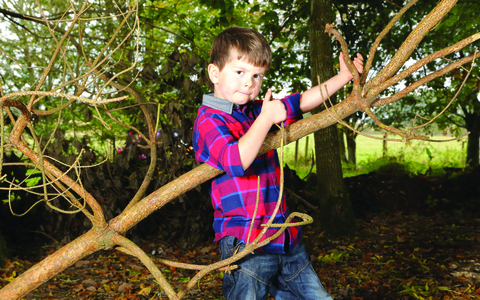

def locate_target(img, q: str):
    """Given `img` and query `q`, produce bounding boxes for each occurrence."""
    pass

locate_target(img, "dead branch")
[411,49,477,130]
[375,33,480,97]
[367,0,458,90]
[374,53,478,107]
[113,234,178,300]
[362,0,419,85]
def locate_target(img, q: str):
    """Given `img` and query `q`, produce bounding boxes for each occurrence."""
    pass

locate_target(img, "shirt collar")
[202,93,240,114]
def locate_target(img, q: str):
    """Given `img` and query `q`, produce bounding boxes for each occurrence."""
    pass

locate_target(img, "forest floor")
[1,166,480,300]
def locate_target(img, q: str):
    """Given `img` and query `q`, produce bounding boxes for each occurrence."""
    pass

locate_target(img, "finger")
[357,53,364,61]
[263,88,272,101]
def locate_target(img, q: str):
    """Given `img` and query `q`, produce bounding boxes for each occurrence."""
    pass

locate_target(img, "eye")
[253,74,262,79]
[236,70,244,75]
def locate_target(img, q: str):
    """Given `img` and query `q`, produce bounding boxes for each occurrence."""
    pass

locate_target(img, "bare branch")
[374,33,480,97]
[361,0,418,85]
[368,0,458,89]
[412,49,477,130]
[325,24,360,84]
[372,53,477,107]
[113,234,179,300]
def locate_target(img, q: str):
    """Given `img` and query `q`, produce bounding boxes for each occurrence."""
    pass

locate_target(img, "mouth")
[237,91,251,96]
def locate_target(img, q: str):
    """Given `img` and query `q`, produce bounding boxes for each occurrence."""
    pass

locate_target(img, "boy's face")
[208,49,267,105]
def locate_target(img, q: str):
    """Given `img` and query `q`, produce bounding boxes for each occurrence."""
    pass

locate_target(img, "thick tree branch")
[368,0,457,89]
[373,53,477,107]
[375,33,480,98]
[361,0,418,85]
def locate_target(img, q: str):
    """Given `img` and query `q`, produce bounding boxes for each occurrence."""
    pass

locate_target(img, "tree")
[415,0,480,167]
[333,0,419,168]
[0,0,479,299]
[310,0,357,236]
[335,0,480,167]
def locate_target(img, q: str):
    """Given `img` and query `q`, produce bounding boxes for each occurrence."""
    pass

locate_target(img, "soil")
[1,165,479,299]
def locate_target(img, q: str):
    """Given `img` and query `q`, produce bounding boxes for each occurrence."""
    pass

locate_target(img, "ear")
[208,64,219,84]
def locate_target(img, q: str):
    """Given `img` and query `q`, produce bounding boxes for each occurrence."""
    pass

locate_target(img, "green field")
[283,132,468,178]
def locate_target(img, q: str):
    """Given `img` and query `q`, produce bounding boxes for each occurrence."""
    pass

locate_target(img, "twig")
[411,48,477,130]
[27,230,60,244]
[28,0,81,108]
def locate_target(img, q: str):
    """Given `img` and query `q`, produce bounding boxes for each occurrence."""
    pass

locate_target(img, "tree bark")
[310,0,357,237]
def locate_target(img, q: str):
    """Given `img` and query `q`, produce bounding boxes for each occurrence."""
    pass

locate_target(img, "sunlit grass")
[284,132,468,179]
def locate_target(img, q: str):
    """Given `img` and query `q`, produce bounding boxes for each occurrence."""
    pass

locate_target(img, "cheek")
[250,89,261,99]
[253,82,263,96]
[224,76,239,89]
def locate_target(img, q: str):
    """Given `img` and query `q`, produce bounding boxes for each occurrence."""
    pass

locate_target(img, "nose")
[244,76,253,88]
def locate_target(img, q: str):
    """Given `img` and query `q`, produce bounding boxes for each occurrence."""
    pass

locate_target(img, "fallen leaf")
[72,284,85,292]
[82,279,97,286]
[4,260,14,269]
[86,286,97,292]
[137,286,152,296]
[118,282,133,293]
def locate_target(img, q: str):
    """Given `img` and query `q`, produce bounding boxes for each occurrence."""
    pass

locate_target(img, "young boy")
[193,26,363,300]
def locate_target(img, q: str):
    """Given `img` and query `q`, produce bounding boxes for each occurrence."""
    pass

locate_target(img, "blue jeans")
[219,236,333,300]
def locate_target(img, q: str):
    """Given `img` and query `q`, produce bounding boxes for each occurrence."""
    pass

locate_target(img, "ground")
[1,166,479,300]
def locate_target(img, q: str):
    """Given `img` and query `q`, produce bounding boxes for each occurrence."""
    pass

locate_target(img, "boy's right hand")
[259,89,287,125]
[238,89,287,170]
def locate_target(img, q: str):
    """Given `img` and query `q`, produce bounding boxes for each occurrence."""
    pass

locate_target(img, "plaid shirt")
[193,93,303,254]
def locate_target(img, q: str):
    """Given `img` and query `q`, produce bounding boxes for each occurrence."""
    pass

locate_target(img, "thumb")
[263,88,272,102]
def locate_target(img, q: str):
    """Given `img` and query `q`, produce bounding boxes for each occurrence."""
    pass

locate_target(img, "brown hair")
[210,26,271,71]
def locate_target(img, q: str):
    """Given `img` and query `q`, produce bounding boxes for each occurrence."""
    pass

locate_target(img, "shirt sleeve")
[251,92,303,126]
[281,92,303,126]
[193,109,245,177]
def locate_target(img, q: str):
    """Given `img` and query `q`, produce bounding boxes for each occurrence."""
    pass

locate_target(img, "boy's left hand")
[339,52,363,79]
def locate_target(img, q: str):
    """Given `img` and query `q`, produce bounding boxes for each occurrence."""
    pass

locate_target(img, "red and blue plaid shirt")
[193,93,303,254]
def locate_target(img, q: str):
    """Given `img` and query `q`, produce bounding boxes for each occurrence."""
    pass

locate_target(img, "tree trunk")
[310,0,357,237]
[345,127,357,168]
[465,112,480,167]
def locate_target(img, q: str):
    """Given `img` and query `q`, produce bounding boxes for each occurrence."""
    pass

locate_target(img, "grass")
[283,131,468,179]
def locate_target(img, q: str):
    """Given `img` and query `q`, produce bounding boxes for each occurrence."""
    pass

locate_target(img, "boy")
[193,26,363,300]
